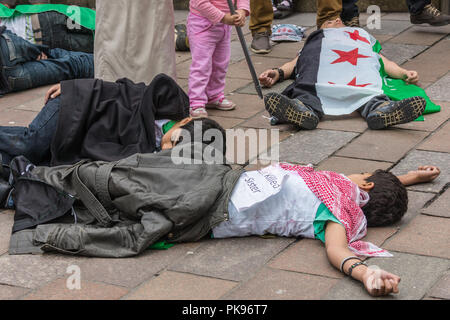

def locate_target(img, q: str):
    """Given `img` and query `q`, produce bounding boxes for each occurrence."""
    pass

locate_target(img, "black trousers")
[406,0,431,14]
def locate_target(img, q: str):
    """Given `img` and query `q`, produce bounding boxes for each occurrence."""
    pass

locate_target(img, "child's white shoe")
[206,98,236,111]
[190,106,209,119]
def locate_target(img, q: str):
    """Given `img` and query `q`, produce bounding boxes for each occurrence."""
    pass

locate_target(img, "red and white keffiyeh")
[279,163,393,257]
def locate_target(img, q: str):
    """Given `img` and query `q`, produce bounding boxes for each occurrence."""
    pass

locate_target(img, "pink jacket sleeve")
[190,0,226,24]
[236,0,251,16]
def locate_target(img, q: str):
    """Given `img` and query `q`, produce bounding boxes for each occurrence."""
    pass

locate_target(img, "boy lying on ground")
[0,74,225,167]
[8,144,440,297]
[258,17,439,130]
[0,26,93,95]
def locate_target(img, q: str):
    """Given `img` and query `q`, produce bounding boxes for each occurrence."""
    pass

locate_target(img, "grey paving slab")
[317,156,393,176]
[426,72,450,101]
[0,254,77,289]
[169,237,295,282]
[379,42,428,66]
[74,243,201,288]
[124,271,237,300]
[364,20,412,36]
[174,10,189,24]
[224,267,339,300]
[336,130,429,163]
[418,121,450,153]
[264,129,359,165]
[422,189,450,218]
[428,272,450,300]
[390,150,450,193]
[0,284,29,300]
[273,12,318,27]
[389,25,448,46]
[385,215,450,259]
[0,211,14,255]
[237,80,293,96]
[317,113,368,133]
[397,191,436,226]
[325,252,450,300]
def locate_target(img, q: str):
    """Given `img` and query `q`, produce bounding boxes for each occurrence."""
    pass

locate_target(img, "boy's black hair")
[178,118,227,155]
[363,170,408,227]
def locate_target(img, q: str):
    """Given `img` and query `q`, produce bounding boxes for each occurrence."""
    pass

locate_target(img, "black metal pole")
[226,0,264,99]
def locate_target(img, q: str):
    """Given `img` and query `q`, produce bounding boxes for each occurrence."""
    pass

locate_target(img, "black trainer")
[264,93,320,130]
[366,96,426,130]
[410,4,450,26]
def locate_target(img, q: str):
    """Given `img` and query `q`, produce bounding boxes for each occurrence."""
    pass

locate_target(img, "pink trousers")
[187,12,232,108]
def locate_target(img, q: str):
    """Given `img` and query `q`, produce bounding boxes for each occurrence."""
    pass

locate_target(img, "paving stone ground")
[0,11,448,301]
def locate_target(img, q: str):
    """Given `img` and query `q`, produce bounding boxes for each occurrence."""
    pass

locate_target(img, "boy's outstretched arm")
[397,166,441,186]
[325,222,401,297]
[380,54,419,85]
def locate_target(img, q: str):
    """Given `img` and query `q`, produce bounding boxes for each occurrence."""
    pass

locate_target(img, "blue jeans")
[0,97,60,166]
[0,29,94,94]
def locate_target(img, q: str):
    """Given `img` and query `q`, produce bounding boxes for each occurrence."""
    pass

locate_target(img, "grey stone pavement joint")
[0,10,449,300]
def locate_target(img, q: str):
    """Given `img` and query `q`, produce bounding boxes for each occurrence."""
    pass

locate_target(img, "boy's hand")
[409,166,441,184]
[404,70,419,85]
[363,268,401,297]
[45,84,61,104]
[259,69,279,88]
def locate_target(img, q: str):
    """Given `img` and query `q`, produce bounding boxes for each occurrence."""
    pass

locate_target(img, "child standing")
[188,0,250,118]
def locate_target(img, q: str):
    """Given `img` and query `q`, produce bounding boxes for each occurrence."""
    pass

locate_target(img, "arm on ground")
[396,166,441,186]
[380,54,419,85]
[325,221,401,297]
[258,56,299,88]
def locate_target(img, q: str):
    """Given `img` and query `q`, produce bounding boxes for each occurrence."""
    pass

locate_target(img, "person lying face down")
[258,17,428,131]
[0,77,227,166]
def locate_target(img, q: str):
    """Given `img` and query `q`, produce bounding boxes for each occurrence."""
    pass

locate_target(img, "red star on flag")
[347,77,371,87]
[331,48,370,66]
[345,30,370,44]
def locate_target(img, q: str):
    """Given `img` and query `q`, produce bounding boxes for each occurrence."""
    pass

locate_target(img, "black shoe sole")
[264,93,319,130]
[367,96,426,130]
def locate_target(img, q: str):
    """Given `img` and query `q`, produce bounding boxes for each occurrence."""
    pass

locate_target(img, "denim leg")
[0,30,44,67]
[406,0,431,14]
[38,12,94,53]
[341,0,359,22]
[358,95,391,120]
[0,97,61,165]
[4,49,93,92]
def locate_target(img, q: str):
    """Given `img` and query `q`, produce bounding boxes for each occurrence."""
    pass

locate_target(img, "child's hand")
[234,9,247,27]
[363,268,401,297]
[222,13,236,26]
[409,166,441,184]
[404,70,419,85]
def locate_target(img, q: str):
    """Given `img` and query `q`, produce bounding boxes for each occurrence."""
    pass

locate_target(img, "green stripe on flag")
[373,40,441,121]
[0,4,96,31]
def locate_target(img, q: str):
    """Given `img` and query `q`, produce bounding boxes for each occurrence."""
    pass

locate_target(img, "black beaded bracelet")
[348,261,368,277]
[272,68,285,83]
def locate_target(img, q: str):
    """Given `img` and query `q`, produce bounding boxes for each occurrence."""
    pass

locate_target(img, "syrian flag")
[282,27,441,118]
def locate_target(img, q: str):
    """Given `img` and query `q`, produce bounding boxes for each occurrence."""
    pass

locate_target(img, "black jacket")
[50,73,190,166]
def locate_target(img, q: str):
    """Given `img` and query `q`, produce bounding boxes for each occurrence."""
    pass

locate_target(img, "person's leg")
[341,0,360,27]
[316,0,342,28]
[250,0,273,54]
[360,95,426,130]
[36,11,94,53]
[0,97,61,165]
[187,13,216,117]
[408,0,450,26]
[205,24,233,110]
[3,48,93,93]
[264,92,320,130]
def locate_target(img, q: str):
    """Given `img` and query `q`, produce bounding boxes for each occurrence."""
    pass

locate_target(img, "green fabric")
[148,241,175,251]
[314,203,342,243]
[372,40,441,121]
[0,4,96,31]
[162,120,178,135]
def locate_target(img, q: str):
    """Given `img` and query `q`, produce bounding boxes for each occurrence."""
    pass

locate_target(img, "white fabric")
[0,15,35,44]
[316,27,383,115]
[213,164,321,239]
[94,0,177,84]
